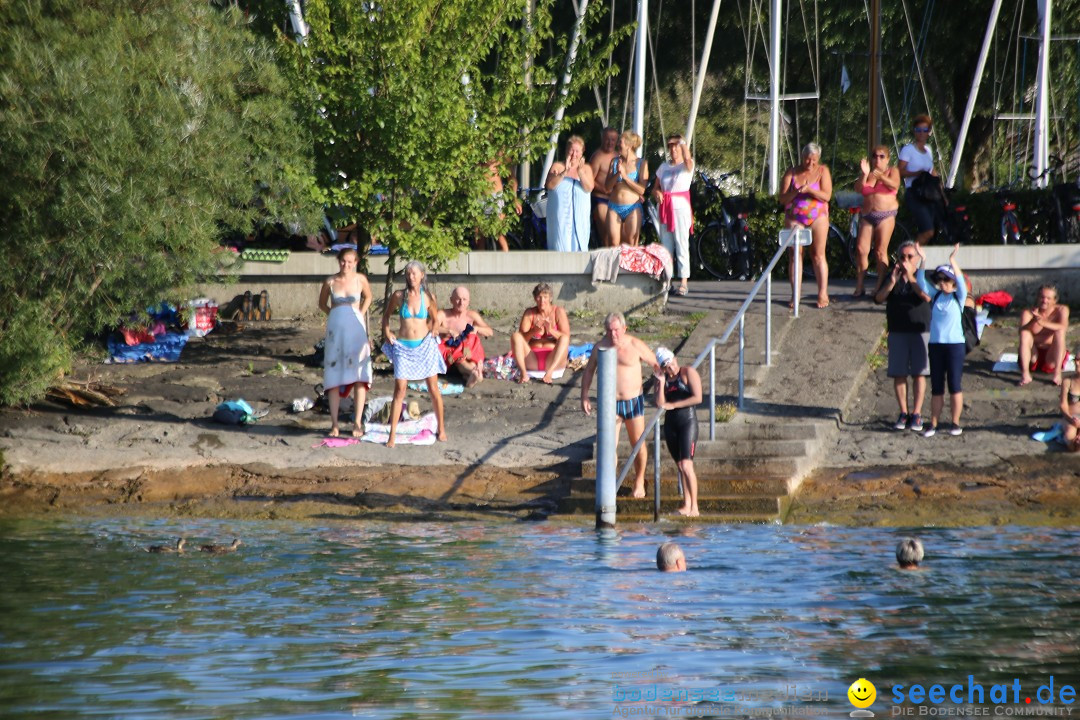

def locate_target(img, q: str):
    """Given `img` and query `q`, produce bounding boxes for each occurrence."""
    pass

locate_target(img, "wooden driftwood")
[46,380,126,408]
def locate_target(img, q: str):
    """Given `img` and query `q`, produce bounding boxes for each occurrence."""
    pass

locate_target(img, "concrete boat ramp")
[559,280,887,523]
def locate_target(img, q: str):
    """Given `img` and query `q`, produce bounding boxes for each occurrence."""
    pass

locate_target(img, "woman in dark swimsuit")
[654,347,703,517]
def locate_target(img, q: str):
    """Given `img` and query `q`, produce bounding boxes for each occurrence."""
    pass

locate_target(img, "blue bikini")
[398,291,428,348]
[610,159,643,220]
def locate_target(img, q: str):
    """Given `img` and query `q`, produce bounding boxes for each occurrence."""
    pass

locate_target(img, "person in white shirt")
[652,134,695,296]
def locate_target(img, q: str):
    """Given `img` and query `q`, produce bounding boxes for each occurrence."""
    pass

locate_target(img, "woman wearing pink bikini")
[854,145,901,298]
[778,143,833,308]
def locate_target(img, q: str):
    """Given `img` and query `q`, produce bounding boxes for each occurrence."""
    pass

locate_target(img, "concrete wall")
[921,244,1080,305]
[192,251,668,320]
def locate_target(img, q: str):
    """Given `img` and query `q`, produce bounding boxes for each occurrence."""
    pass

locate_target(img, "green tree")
[0,0,319,406]
[278,0,626,297]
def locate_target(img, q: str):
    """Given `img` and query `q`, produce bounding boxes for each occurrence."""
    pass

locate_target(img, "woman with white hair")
[380,260,446,447]
[654,346,702,517]
[778,142,833,309]
[896,538,924,569]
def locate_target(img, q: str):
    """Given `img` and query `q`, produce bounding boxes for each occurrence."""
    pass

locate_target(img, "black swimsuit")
[663,373,699,462]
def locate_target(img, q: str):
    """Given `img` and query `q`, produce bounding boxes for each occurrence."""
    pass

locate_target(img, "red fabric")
[439,333,485,367]
[978,291,1013,308]
[619,244,673,281]
[658,191,693,234]
[1031,348,1070,374]
[337,382,371,397]
[121,327,155,346]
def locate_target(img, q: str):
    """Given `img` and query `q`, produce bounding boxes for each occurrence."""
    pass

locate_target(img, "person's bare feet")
[1054,373,1064,386]
[329,426,340,438]
[675,507,700,517]
[466,366,483,388]
[631,485,646,499]
[352,424,364,438]
[541,372,554,385]
[516,373,530,384]
[386,436,396,448]
[817,295,830,309]
[437,430,447,442]
[1018,375,1033,387]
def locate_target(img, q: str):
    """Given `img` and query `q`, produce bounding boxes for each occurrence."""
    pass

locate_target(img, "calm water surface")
[0,519,1078,719]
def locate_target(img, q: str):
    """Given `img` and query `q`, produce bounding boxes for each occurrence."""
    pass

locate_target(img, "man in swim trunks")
[589,127,619,248]
[510,282,571,384]
[580,312,660,499]
[1018,284,1070,386]
[437,286,494,388]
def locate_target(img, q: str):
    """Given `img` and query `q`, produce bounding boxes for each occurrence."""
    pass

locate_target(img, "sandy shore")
[2,298,1078,525]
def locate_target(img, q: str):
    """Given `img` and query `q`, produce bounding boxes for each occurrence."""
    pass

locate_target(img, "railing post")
[793,232,801,318]
[738,314,746,409]
[765,273,772,366]
[709,343,716,440]
[595,347,618,529]
[652,420,661,522]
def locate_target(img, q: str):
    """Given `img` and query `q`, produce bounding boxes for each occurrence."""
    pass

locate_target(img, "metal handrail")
[613,229,808,520]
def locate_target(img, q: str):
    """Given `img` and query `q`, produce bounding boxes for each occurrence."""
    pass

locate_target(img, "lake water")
[1,518,1078,719]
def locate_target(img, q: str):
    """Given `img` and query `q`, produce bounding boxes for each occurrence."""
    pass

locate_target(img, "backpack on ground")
[933,291,980,355]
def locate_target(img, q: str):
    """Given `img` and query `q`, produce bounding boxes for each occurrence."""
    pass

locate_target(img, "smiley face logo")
[847,678,877,709]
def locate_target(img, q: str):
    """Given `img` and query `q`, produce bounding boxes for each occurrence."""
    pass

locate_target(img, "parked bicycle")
[504,187,548,250]
[694,171,758,280]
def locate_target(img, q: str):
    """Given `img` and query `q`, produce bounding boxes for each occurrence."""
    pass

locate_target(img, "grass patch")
[569,308,598,321]
[866,336,888,371]
[683,311,707,338]
[714,402,737,423]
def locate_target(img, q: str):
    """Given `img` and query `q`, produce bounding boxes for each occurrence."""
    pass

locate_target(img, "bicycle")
[504,187,548,250]
[693,171,758,280]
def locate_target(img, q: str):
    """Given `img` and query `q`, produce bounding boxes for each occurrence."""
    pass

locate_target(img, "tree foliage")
[0,0,319,405]
[276,0,627,293]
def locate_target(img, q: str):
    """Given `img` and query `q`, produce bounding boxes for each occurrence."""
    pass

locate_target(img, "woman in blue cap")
[914,243,966,437]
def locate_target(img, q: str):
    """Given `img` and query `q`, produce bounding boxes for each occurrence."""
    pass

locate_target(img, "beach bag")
[934,291,980,355]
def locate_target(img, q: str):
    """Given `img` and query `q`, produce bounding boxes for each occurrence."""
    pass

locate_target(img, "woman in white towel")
[318,248,373,437]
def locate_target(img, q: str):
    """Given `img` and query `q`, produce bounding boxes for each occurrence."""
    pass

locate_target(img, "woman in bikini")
[778,142,833,308]
[510,282,571,384]
[318,248,373,438]
[603,130,649,246]
[1059,348,1080,452]
[380,261,446,447]
[854,145,901,298]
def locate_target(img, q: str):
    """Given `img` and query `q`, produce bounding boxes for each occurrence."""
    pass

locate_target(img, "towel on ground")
[993,352,1076,374]
[360,412,439,445]
[107,332,188,363]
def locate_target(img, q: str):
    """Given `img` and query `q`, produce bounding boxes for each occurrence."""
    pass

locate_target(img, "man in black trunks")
[581,312,659,499]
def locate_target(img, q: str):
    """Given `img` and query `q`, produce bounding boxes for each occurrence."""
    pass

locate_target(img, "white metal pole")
[541,0,592,181]
[946,0,1004,189]
[595,347,618,528]
[633,0,648,149]
[1033,0,1053,188]
[686,0,723,145]
[768,0,782,194]
[286,0,308,41]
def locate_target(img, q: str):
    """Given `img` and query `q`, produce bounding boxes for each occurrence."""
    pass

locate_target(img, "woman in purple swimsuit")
[779,143,833,308]
[854,144,901,298]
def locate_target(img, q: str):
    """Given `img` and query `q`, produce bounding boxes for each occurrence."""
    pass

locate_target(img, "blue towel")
[107,332,188,363]
[1031,423,1064,443]
[568,343,594,361]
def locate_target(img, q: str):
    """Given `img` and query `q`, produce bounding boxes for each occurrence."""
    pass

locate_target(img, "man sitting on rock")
[1019,284,1070,387]
[437,286,494,388]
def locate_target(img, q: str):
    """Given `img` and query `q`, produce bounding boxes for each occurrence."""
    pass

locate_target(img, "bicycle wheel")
[809,224,849,280]
[695,225,735,280]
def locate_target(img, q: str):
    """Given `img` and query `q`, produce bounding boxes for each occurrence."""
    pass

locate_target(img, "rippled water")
[1,519,1078,719]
